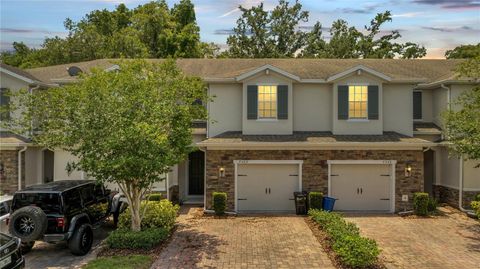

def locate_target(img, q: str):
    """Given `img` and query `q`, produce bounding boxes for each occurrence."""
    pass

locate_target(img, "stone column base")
[433,185,479,209]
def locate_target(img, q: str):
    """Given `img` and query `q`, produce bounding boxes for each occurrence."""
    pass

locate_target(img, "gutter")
[18,146,27,190]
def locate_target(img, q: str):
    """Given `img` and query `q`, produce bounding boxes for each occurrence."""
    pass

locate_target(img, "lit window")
[258,85,277,119]
[348,85,368,119]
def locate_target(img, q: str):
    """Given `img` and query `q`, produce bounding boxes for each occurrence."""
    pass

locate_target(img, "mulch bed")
[304,217,386,269]
[97,226,177,260]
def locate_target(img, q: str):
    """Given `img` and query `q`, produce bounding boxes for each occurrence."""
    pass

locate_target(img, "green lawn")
[83,255,153,269]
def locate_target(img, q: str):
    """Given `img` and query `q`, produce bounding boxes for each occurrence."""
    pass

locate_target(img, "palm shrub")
[308,192,323,210]
[413,192,429,216]
[213,192,227,215]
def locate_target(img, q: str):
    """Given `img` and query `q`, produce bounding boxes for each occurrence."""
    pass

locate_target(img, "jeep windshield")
[12,193,62,214]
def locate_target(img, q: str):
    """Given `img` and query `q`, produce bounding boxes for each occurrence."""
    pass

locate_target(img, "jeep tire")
[9,206,47,242]
[68,223,93,256]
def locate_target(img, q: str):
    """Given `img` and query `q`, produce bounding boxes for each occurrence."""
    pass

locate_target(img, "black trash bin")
[294,191,308,215]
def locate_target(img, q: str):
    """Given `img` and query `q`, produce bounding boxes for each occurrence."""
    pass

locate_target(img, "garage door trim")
[327,160,397,213]
[233,160,303,212]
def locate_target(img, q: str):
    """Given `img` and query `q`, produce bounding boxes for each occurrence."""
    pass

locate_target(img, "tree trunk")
[130,186,142,232]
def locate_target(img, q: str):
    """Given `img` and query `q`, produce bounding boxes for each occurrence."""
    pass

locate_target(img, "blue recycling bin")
[322,197,337,212]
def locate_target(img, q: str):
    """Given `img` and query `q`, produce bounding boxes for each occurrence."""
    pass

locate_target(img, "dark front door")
[188,151,204,195]
[424,149,434,195]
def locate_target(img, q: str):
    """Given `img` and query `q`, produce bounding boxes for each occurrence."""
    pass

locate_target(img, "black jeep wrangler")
[8,180,119,256]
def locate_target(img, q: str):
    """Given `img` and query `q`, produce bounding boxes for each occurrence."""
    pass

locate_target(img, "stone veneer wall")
[433,185,479,209]
[0,150,25,195]
[205,150,423,212]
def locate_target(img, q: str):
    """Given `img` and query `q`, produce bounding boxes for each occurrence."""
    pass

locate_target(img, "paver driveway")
[151,206,334,269]
[345,207,480,269]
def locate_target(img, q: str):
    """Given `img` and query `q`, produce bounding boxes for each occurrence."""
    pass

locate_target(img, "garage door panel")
[237,164,299,212]
[331,164,392,211]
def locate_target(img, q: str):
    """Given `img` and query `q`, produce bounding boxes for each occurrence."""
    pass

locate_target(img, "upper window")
[348,85,368,119]
[258,85,277,119]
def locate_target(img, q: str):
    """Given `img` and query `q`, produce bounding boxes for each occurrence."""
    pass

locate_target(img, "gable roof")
[0,62,40,84]
[326,65,392,82]
[24,58,464,85]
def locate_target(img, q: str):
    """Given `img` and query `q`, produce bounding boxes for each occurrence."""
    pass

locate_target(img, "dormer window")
[258,85,277,119]
[348,85,368,119]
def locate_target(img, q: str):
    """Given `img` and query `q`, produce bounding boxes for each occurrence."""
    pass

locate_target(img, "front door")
[188,151,204,195]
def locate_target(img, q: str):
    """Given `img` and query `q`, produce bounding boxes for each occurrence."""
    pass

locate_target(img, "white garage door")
[237,163,300,212]
[330,163,392,211]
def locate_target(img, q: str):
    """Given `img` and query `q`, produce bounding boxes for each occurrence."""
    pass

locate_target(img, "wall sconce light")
[405,163,412,177]
[219,167,225,178]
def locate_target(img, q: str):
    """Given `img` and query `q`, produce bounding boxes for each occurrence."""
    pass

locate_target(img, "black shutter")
[338,86,348,120]
[247,85,258,120]
[368,85,379,120]
[277,85,288,119]
[413,91,422,120]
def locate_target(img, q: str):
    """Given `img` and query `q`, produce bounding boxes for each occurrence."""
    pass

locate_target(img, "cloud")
[0,27,67,36]
[392,12,425,17]
[412,0,480,9]
[422,25,478,32]
[213,29,235,35]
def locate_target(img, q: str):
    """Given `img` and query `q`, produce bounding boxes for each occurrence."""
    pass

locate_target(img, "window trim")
[347,85,369,120]
[256,84,279,120]
[413,90,423,122]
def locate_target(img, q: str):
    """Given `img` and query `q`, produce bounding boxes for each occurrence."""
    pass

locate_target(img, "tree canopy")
[1,0,213,68]
[442,57,480,165]
[224,0,426,59]
[5,60,208,230]
[445,43,480,59]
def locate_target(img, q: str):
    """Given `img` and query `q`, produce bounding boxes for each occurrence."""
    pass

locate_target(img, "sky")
[0,0,479,59]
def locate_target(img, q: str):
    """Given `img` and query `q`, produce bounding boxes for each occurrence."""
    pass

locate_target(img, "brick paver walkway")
[345,207,480,269]
[151,206,334,269]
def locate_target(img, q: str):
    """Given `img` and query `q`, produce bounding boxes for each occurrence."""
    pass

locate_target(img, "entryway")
[186,151,204,202]
[328,161,395,212]
[42,149,54,183]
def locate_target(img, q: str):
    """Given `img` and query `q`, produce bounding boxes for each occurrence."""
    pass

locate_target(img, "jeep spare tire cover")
[9,206,48,242]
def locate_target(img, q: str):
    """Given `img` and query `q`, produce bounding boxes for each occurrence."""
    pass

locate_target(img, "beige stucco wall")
[383,84,414,136]
[293,83,332,131]
[432,87,447,127]
[54,149,84,180]
[332,73,383,135]
[242,72,293,135]
[419,89,433,122]
[0,72,31,131]
[208,83,242,137]
[436,147,480,191]
[24,148,43,186]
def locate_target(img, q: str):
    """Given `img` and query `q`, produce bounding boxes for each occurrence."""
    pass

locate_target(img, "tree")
[224,0,426,59]
[445,43,480,59]
[6,60,207,231]
[225,0,308,58]
[442,57,480,165]
[1,0,209,68]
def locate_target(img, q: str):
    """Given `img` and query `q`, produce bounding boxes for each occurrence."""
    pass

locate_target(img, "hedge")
[308,192,323,210]
[471,201,480,219]
[309,209,380,268]
[413,192,429,216]
[118,199,179,231]
[475,193,480,202]
[106,228,169,250]
[213,192,227,215]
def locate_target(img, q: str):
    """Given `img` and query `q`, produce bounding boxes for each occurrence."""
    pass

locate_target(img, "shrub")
[413,192,429,216]
[427,197,438,213]
[471,201,480,219]
[146,193,163,201]
[309,209,380,267]
[213,192,227,215]
[106,228,169,249]
[118,200,179,231]
[475,193,480,201]
[308,192,323,210]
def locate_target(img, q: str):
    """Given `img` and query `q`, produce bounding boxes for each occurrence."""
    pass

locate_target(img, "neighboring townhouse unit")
[0,59,478,213]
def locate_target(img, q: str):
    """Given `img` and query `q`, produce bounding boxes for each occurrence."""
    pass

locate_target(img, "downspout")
[18,146,27,190]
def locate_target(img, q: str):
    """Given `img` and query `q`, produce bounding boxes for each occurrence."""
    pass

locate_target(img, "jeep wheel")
[9,206,47,242]
[68,224,93,256]
[20,241,35,254]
